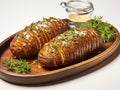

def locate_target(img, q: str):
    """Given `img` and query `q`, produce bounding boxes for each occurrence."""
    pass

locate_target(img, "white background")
[0,0,120,90]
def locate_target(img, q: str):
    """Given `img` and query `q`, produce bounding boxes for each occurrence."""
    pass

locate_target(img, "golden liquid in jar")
[68,14,91,22]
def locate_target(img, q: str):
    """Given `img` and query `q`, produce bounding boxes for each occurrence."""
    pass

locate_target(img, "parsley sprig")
[77,16,115,42]
[5,58,30,74]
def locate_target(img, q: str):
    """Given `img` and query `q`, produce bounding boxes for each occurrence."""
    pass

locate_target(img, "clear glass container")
[60,0,94,22]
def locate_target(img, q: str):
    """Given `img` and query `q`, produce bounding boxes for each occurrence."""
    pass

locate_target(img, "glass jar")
[60,0,94,22]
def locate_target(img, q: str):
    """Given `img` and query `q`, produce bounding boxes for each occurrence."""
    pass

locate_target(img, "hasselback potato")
[10,17,70,57]
[38,28,103,67]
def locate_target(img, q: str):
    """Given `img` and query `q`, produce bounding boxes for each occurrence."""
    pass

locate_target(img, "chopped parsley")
[73,40,79,45]
[43,17,58,22]
[77,16,115,42]
[51,40,58,50]
[37,20,41,23]
[30,23,36,30]
[43,17,51,22]
[59,34,67,41]
[17,32,27,38]
[5,58,30,74]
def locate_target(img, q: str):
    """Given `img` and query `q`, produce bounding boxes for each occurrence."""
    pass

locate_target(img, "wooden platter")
[0,25,120,85]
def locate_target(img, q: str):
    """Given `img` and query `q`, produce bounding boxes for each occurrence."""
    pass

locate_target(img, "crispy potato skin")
[10,18,70,57]
[38,28,103,67]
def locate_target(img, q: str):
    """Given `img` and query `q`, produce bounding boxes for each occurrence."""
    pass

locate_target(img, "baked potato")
[10,17,70,57]
[38,28,103,67]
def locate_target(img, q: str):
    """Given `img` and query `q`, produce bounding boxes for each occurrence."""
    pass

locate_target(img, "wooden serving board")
[0,25,120,85]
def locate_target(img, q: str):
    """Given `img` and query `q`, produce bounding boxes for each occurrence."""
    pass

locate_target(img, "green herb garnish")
[69,29,76,36]
[37,20,41,23]
[30,23,36,30]
[60,34,67,41]
[43,17,50,22]
[52,43,57,50]
[43,17,58,22]
[49,17,56,20]
[37,27,43,32]
[5,58,30,74]
[51,40,58,50]
[73,40,79,45]
[77,16,115,42]
[17,32,27,38]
